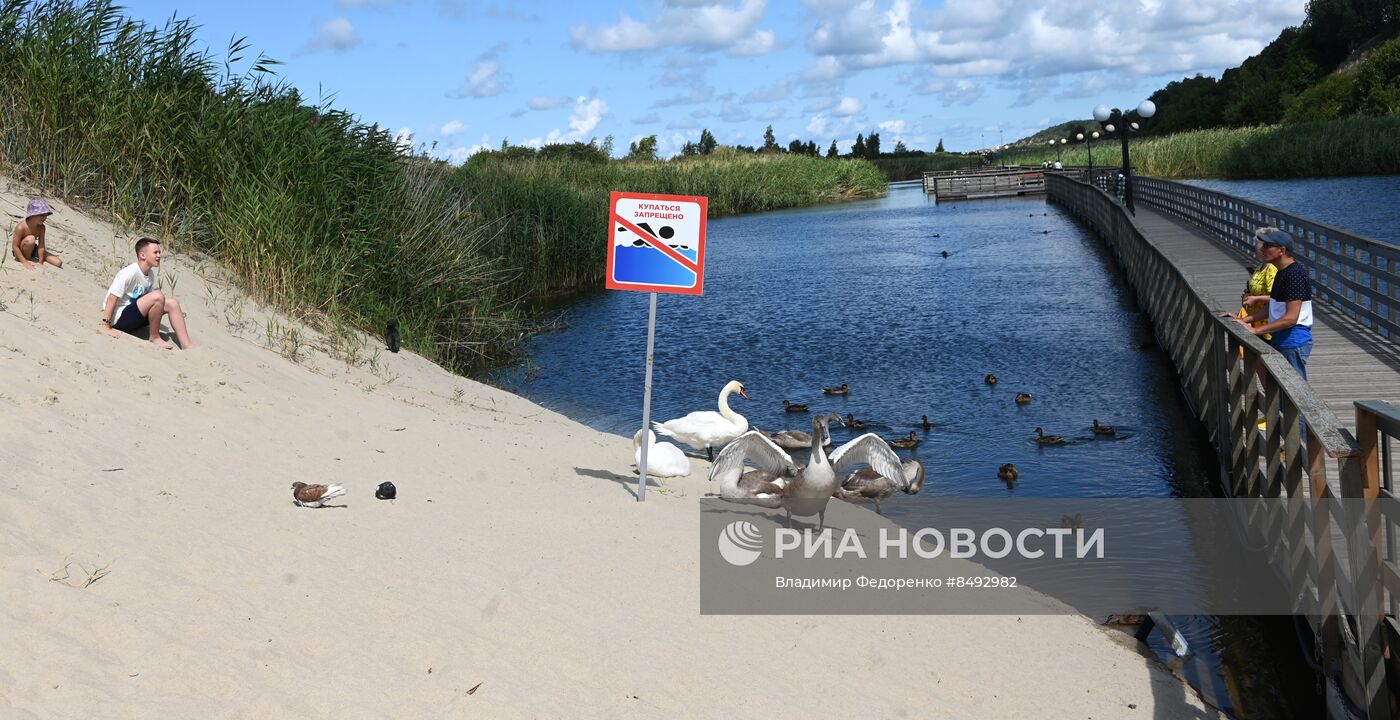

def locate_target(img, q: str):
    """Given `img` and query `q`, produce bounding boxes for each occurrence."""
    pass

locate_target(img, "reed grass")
[1000,115,1400,179]
[456,149,887,294]
[0,1,886,366]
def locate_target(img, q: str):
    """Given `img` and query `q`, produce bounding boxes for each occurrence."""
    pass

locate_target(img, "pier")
[1050,172,1400,719]
[921,166,1049,200]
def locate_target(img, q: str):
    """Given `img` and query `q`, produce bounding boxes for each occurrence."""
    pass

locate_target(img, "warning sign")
[606,191,707,295]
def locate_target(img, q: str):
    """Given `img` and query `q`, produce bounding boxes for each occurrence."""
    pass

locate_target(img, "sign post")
[607,191,708,501]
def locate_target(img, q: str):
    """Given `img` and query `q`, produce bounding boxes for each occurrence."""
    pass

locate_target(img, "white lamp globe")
[1137,100,1156,118]
[1130,121,1140,131]
[1091,131,1100,139]
[1105,123,1115,133]
[1075,133,1084,141]
[1047,140,1055,146]
[1060,138,1068,145]
[1093,104,1112,122]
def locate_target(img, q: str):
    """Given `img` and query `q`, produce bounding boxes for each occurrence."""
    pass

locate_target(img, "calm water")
[487,181,1320,717]
[1183,175,1400,243]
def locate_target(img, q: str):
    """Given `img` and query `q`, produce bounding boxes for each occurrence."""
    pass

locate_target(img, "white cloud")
[651,85,715,108]
[297,17,361,55]
[439,120,467,137]
[832,96,863,116]
[450,44,510,99]
[801,0,1307,85]
[878,119,906,136]
[632,112,662,125]
[528,95,573,110]
[569,0,776,57]
[568,96,609,138]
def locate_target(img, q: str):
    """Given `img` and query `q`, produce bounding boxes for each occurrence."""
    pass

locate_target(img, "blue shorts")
[112,299,148,332]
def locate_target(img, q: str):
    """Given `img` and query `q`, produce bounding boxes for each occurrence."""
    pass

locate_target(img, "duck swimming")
[1092,419,1116,436]
[887,431,920,449]
[782,400,809,413]
[1015,392,1032,405]
[984,374,998,386]
[1034,427,1066,446]
[823,383,850,395]
[653,380,749,462]
[920,415,934,431]
[998,463,1018,481]
[845,413,869,430]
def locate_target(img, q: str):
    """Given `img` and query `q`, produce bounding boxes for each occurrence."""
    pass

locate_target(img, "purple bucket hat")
[25,198,52,218]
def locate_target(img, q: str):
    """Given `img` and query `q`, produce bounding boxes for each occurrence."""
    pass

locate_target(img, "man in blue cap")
[1228,229,1313,379]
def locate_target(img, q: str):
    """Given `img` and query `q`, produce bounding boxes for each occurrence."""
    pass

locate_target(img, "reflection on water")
[487,182,1321,718]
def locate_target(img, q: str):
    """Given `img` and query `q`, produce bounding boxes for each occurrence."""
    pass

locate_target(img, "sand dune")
[0,177,1210,718]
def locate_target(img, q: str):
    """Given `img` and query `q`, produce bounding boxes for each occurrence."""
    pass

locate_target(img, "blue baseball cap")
[1259,229,1295,250]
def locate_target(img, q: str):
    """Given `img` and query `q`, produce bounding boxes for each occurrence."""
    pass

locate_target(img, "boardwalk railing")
[1047,173,1392,719]
[1133,177,1400,344]
[921,167,1046,200]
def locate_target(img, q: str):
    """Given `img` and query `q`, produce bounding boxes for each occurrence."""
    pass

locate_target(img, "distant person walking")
[1226,229,1312,379]
[100,237,194,350]
[10,198,62,269]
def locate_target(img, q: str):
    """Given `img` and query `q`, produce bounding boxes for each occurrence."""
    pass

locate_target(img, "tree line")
[627,125,947,161]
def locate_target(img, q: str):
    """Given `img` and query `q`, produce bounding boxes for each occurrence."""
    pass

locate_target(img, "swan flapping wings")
[829,433,906,485]
[708,431,799,499]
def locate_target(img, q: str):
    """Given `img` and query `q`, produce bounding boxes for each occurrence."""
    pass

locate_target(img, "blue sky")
[115,0,1308,160]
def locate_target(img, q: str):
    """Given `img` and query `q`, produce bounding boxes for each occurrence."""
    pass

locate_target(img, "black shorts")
[112,299,148,332]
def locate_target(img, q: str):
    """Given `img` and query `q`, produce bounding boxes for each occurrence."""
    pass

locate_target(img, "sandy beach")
[0,177,1213,718]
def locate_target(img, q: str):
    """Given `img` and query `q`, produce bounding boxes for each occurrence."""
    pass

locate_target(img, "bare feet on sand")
[152,337,175,350]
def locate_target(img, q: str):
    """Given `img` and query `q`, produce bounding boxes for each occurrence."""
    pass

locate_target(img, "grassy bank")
[1001,115,1400,178]
[0,1,884,368]
[456,150,887,294]
[870,154,976,181]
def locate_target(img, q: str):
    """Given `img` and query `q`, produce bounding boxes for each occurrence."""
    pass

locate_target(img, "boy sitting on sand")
[100,237,194,350]
[10,198,63,269]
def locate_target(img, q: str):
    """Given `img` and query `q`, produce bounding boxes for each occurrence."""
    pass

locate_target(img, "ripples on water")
[487,180,1321,718]
[1182,175,1400,243]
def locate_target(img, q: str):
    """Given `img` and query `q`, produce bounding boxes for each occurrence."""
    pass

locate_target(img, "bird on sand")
[291,482,347,508]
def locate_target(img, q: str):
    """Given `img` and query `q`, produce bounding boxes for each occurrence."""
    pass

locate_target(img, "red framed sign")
[606,191,707,296]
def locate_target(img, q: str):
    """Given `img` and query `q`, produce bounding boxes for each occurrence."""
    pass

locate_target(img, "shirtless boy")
[10,198,62,269]
[101,237,194,349]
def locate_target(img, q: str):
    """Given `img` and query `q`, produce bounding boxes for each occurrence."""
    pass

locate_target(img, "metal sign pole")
[637,291,658,502]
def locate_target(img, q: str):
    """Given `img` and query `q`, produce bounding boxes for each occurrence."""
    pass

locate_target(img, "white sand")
[0,178,1213,718]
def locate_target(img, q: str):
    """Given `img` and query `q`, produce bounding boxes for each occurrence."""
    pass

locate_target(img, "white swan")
[632,429,691,478]
[710,413,904,530]
[653,380,749,461]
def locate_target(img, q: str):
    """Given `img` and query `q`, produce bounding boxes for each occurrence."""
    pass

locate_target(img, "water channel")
[487,179,1338,717]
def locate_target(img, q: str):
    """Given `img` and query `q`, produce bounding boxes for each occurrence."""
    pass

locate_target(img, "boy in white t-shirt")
[100,237,194,350]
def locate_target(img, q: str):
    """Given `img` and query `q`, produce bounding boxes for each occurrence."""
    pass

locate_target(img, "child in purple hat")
[10,198,62,269]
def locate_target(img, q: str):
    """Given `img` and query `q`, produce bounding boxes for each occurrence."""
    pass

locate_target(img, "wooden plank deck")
[1133,207,1400,458]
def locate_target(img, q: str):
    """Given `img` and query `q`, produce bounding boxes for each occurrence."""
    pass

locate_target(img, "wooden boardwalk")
[1132,206,1400,447]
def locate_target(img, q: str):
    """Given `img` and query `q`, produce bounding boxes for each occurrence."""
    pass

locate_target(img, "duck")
[887,431,920,450]
[632,429,691,479]
[1092,419,1116,436]
[823,383,849,395]
[782,400,809,413]
[940,250,949,258]
[834,460,925,515]
[1015,392,1032,405]
[997,463,1018,481]
[845,413,869,430]
[711,413,903,530]
[653,380,749,462]
[757,426,832,451]
[1034,427,1066,446]
[920,415,935,431]
[931,233,941,238]
[984,374,998,386]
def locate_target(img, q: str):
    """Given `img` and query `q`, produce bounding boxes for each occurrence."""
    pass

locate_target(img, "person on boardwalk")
[10,198,62,269]
[1238,227,1280,342]
[100,237,194,349]
[1228,229,1312,379]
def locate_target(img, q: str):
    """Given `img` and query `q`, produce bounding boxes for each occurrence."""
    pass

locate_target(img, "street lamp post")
[1077,131,1101,181]
[1093,101,1156,215]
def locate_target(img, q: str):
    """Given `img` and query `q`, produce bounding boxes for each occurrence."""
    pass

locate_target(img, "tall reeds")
[0,1,889,366]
